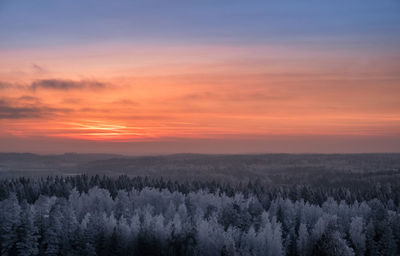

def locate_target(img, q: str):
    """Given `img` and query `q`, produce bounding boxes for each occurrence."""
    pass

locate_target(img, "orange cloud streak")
[1,43,400,144]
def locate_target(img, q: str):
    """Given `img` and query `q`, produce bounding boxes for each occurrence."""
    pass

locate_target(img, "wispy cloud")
[111,99,139,106]
[0,79,108,91]
[18,95,41,103]
[0,81,13,89]
[180,90,291,102]
[32,63,44,73]
[0,97,72,119]
[30,79,106,90]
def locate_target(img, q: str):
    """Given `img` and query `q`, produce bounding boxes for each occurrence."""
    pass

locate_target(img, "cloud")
[0,81,12,89]
[18,95,41,103]
[111,99,139,106]
[30,79,106,90]
[181,91,290,102]
[61,98,82,104]
[0,97,71,119]
[0,79,108,91]
[0,102,43,119]
[32,63,44,73]
[182,92,215,100]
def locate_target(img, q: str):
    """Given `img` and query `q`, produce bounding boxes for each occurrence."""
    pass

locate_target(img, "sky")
[1,0,400,154]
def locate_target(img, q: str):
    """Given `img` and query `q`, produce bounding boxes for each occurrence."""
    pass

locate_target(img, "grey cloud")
[0,79,108,91]
[0,97,72,119]
[0,104,43,119]
[18,95,41,103]
[31,79,106,90]
[32,64,44,73]
[0,81,12,89]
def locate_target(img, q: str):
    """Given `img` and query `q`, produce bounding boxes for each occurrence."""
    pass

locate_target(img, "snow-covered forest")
[1,175,400,256]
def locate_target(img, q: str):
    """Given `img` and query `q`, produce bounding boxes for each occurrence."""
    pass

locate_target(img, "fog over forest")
[1,153,400,255]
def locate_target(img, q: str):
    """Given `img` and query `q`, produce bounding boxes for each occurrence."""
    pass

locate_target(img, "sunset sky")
[1,0,400,154]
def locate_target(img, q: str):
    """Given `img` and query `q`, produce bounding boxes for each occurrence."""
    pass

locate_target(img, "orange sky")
[1,42,400,153]
[2,0,400,153]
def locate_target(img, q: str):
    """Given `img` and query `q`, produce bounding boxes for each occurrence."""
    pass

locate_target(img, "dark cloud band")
[0,79,107,91]
[0,97,72,119]
[30,79,106,90]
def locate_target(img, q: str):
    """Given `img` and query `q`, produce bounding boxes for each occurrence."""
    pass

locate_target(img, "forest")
[1,172,400,256]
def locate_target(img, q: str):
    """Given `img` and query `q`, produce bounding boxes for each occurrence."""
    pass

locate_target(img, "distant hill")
[1,153,400,185]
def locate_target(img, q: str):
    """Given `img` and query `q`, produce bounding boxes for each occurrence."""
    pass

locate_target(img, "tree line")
[0,175,399,256]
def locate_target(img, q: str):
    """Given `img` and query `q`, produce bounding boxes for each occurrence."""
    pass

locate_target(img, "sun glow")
[56,121,147,141]
[0,30,399,150]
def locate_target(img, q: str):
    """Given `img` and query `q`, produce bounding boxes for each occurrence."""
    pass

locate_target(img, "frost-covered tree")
[16,200,38,256]
[0,174,400,256]
[313,230,355,256]
[297,223,310,256]
[349,217,365,256]
[0,193,21,256]
[42,202,64,256]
